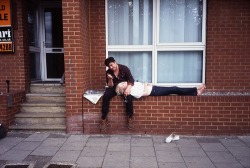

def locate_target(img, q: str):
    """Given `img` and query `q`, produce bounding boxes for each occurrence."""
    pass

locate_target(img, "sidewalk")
[0,132,249,168]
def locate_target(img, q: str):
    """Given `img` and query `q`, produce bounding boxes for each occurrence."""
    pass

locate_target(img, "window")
[27,0,41,80]
[106,0,206,86]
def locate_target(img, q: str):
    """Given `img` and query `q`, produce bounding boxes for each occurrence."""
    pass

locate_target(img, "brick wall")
[83,96,250,135]
[0,1,28,132]
[0,0,249,135]
[62,0,90,133]
[206,0,250,91]
[0,0,30,93]
[0,91,26,130]
[79,0,250,135]
[89,0,106,90]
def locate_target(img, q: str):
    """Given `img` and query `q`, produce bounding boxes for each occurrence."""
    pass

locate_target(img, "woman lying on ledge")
[116,82,206,99]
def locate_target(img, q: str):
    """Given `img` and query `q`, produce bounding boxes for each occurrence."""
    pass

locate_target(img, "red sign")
[0,0,14,53]
[0,0,11,26]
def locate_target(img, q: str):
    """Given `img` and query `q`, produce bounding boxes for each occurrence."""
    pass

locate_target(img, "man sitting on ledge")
[100,57,135,132]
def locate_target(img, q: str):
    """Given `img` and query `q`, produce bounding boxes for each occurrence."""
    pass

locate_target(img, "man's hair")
[104,57,116,66]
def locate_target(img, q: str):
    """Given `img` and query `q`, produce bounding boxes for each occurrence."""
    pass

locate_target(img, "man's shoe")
[165,133,174,143]
[165,133,180,143]
[127,118,134,130]
[100,119,111,131]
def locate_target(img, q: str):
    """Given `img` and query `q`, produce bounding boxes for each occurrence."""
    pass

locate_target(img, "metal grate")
[4,165,29,168]
[46,164,74,168]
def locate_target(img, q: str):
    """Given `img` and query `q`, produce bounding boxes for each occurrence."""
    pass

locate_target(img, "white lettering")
[0,29,11,38]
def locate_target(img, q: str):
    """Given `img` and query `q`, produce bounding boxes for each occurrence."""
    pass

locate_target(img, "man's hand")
[124,84,132,96]
[107,74,114,87]
[107,74,113,80]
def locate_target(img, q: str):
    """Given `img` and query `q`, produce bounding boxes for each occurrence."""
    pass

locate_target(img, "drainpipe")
[6,80,10,93]
[6,80,13,107]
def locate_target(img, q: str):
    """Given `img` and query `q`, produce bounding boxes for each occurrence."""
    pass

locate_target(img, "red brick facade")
[62,0,91,133]
[0,91,25,130]
[0,0,249,135]
[83,96,250,135]
[0,0,30,92]
[206,0,250,91]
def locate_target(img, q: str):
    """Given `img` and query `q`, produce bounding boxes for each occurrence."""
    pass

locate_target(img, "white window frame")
[105,0,207,87]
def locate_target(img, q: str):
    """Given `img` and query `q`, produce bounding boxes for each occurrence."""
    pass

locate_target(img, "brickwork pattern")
[206,0,250,91]
[79,0,250,135]
[0,91,25,130]
[83,96,250,135]
[0,0,29,92]
[62,0,90,133]
[89,0,106,90]
[0,0,249,135]
[77,0,250,135]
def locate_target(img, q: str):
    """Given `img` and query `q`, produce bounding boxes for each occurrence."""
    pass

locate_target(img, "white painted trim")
[105,0,207,86]
[40,2,63,81]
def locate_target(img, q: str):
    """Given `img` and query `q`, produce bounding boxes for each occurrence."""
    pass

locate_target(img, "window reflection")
[44,8,63,48]
[27,2,39,47]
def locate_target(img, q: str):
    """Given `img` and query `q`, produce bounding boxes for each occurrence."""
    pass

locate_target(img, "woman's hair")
[115,82,124,95]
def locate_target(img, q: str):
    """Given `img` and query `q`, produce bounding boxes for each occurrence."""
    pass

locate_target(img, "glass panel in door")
[44,7,64,80]
[28,1,41,81]
[46,53,64,78]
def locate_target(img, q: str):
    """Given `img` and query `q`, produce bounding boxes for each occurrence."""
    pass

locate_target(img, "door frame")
[40,1,64,81]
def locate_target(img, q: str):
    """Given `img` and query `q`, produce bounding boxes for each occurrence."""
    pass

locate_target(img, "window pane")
[160,0,203,43]
[157,51,203,83]
[30,52,41,80]
[27,2,39,47]
[44,8,63,48]
[46,53,64,78]
[108,0,153,45]
[109,52,152,82]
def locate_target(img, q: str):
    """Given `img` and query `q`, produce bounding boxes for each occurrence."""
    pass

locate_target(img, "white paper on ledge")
[83,90,105,104]
[83,94,103,104]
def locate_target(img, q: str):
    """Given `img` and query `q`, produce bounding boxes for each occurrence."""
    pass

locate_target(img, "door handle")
[52,49,62,52]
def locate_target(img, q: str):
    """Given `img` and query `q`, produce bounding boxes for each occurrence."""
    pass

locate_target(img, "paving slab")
[0,133,249,168]
[131,146,156,157]
[77,156,103,168]
[131,156,158,168]
[156,150,184,163]
[227,146,250,157]
[158,162,187,168]
[206,151,240,163]
[59,141,86,151]
[0,149,32,161]
[51,150,81,162]
[39,138,67,147]
[24,133,50,142]
[80,146,107,157]
[30,146,59,156]
[213,162,244,168]
[12,141,41,151]
[103,151,130,168]
[183,156,216,168]
[220,138,246,147]
[199,143,228,152]
[107,143,130,152]
[131,137,154,147]
[179,147,207,157]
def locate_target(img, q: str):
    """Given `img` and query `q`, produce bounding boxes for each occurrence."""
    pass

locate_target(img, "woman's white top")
[131,82,144,98]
